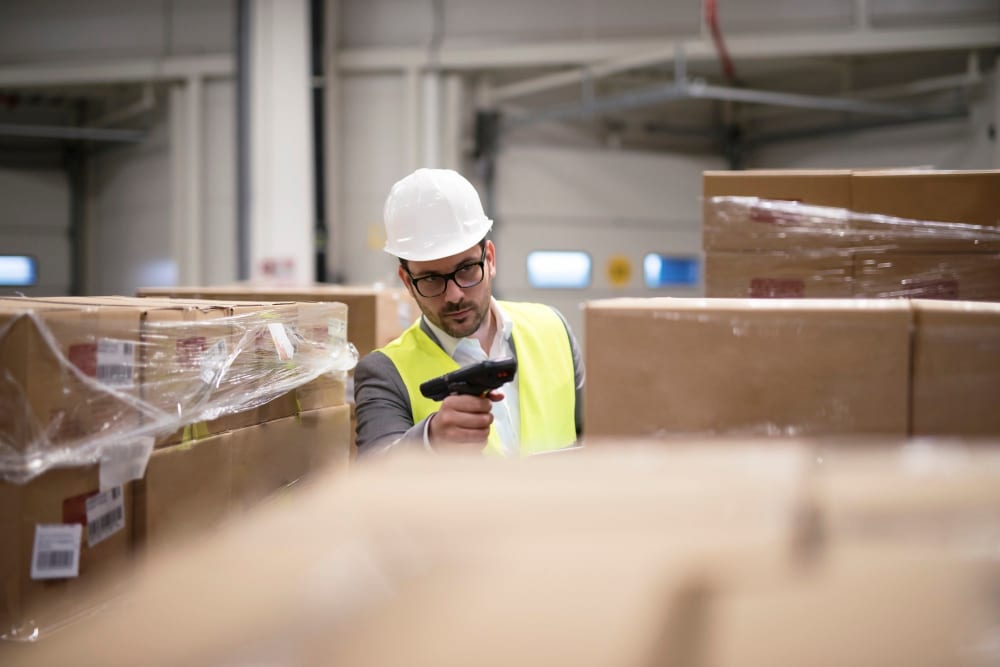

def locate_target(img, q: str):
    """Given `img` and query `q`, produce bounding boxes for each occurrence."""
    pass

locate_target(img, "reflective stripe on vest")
[379,301,576,456]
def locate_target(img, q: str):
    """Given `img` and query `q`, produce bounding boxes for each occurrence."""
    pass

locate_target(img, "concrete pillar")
[249,0,315,284]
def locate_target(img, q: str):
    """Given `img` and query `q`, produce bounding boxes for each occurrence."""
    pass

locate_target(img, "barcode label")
[85,486,126,547]
[268,323,295,361]
[97,339,136,388]
[31,524,82,580]
[200,339,228,385]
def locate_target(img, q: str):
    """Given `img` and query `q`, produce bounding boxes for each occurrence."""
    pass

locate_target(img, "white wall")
[338,73,409,287]
[494,145,725,339]
[0,168,71,295]
[87,78,235,296]
[202,80,237,286]
[0,0,236,297]
[88,112,174,295]
[0,0,233,62]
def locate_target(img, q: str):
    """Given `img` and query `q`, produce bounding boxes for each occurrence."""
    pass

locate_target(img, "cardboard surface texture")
[583,299,912,438]
[703,171,1000,299]
[0,300,143,464]
[853,252,1000,301]
[910,300,1000,436]
[134,404,352,550]
[0,467,133,639]
[705,251,854,298]
[136,285,415,358]
[8,444,999,667]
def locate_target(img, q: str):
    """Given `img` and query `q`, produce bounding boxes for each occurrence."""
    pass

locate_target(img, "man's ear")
[486,240,497,279]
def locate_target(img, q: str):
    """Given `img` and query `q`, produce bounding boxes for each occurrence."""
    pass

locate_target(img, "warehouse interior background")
[0,0,998,337]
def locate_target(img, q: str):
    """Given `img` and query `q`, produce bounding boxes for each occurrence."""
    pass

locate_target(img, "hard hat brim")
[384,219,493,262]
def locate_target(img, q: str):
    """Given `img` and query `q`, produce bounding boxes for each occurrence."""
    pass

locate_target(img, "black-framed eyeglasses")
[405,247,487,298]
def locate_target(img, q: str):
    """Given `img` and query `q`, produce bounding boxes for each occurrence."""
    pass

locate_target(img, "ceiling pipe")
[704,0,738,84]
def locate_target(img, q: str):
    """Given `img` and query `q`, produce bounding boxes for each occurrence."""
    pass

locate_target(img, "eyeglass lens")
[414,261,484,297]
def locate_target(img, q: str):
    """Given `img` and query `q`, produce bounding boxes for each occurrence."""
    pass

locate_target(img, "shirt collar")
[424,297,512,359]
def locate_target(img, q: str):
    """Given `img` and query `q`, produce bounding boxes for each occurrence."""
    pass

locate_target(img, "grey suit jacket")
[353,306,584,456]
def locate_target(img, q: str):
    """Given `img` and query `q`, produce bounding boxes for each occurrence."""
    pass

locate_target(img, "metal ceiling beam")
[0,55,233,88]
[0,124,147,143]
[738,55,982,122]
[688,82,925,117]
[504,76,940,129]
[484,26,999,104]
[339,24,1000,74]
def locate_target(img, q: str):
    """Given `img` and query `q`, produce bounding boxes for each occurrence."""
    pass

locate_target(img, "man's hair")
[399,238,487,271]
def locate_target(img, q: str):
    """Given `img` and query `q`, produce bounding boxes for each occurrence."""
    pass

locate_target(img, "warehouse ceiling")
[489,47,992,158]
[0,0,997,166]
[334,0,1000,163]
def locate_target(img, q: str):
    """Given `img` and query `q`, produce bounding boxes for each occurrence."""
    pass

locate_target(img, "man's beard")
[431,297,488,339]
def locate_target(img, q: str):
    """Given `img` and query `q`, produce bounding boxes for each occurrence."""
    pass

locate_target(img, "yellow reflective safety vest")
[379,301,577,456]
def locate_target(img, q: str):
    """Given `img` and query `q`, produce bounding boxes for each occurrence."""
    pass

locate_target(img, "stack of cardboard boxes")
[136,285,417,459]
[9,445,1000,666]
[580,169,1000,440]
[584,297,1000,439]
[703,170,1000,300]
[0,296,354,639]
[136,284,416,359]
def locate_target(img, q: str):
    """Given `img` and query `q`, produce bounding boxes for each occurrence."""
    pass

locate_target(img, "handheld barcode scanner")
[419,357,517,401]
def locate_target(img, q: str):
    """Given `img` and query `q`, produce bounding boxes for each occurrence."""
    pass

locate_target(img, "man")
[355,167,584,456]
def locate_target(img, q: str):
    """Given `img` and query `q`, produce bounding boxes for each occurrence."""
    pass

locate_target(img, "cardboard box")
[133,432,233,551]
[41,296,350,444]
[0,467,133,639]
[910,300,1000,437]
[136,285,415,358]
[705,251,854,298]
[0,299,144,470]
[231,403,353,511]
[703,169,1000,254]
[851,170,1000,229]
[707,250,1000,301]
[134,404,352,550]
[583,299,912,438]
[13,444,998,667]
[703,170,855,252]
[853,252,1000,301]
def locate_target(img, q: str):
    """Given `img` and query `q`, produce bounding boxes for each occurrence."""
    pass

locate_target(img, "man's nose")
[443,275,465,300]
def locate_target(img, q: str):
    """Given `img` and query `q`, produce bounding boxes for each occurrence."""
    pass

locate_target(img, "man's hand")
[428,391,503,448]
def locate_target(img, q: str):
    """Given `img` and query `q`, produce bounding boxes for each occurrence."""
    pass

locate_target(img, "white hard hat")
[383,168,493,261]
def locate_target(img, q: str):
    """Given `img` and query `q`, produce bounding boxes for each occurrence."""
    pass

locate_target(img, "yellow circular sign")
[606,255,632,287]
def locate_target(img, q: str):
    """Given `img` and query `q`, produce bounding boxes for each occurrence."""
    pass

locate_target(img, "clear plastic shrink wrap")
[704,196,1000,300]
[0,297,358,484]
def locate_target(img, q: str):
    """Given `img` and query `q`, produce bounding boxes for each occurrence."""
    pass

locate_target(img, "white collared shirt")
[423,298,520,456]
